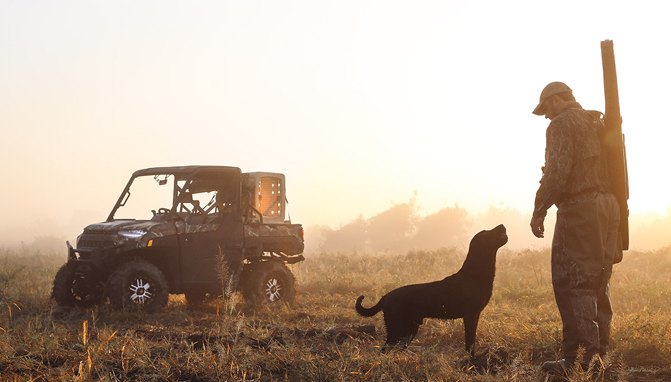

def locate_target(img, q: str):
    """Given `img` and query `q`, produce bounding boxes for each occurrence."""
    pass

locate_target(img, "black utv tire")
[240,261,296,306]
[52,264,104,308]
[106,260,169,313]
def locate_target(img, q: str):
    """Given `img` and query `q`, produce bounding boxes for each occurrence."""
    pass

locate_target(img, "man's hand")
[530,216,545,238]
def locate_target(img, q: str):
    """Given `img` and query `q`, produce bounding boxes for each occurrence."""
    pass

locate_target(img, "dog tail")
[355,295,384,317]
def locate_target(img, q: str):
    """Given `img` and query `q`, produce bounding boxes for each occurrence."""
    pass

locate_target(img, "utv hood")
[83,220,164,234]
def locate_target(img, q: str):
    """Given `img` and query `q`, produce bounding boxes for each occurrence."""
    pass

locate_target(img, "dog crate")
[244,172,287,223]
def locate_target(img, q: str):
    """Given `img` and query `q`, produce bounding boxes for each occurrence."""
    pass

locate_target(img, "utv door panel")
[178,216,243,288]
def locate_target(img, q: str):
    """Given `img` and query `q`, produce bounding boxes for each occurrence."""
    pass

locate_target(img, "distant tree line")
[312,200,471,253]
[306,199,558,253]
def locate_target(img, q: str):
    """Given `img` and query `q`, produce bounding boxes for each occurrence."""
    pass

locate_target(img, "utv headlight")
[118,230,146,239]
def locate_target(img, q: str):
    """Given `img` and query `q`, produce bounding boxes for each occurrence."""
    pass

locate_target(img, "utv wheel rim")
[129,277,153,304]
[264,277,282,302]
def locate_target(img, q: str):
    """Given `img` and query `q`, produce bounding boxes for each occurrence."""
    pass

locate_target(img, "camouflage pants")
[552,192,620,362]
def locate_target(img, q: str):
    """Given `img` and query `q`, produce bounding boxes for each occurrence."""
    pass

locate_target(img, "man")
[530,82,622,374]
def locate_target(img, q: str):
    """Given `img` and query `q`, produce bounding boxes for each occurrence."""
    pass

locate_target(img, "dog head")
[471,224,508,251]
[461,224,508,274]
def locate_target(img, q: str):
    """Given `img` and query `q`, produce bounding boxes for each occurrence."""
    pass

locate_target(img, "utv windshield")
[108,168,241,221]
[110,174,175,220]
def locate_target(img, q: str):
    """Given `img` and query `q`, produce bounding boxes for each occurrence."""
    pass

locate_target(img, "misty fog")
[5,198,669,256]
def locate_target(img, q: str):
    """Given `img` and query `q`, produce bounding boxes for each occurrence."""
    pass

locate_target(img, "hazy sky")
[1,1,669,245]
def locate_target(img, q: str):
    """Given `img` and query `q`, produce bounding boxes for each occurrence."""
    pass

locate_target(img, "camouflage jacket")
[533,102,611,219]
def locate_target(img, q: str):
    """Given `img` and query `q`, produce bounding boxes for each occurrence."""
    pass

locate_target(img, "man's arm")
[530,122,574,237]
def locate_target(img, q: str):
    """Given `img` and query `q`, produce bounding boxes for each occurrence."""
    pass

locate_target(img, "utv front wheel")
[106,260,168,313]
[52,264,104,308]
[241,261,295,306]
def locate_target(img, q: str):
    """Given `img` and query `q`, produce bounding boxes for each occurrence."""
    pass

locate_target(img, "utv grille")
[78,234,117,249]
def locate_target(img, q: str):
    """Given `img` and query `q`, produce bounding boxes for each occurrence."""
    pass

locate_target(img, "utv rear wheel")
[241,261,295,306]
[52,264,104,308]
[106,260,168,313]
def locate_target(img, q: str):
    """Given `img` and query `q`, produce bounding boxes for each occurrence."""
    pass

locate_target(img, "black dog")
[355,224,508,354]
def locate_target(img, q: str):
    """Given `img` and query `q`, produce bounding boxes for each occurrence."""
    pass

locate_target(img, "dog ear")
[468,232,485,251]
[471,233,493,253]
[469,234,501,260]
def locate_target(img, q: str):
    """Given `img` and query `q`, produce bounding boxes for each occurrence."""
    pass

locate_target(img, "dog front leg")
[463,312,481,358]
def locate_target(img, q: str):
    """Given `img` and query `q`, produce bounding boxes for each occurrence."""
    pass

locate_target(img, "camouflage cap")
[532,81,572,115]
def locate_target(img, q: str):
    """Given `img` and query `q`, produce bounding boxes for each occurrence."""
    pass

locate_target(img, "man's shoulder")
[547,111,574,131]
[552,107,601,129]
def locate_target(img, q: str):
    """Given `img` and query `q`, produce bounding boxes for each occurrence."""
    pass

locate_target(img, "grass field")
[0,246,670,381]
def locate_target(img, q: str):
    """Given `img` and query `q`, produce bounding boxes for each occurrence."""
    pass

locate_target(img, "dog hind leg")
[402,322,421,347]
[385,314,421,349]
[383,313,407,350]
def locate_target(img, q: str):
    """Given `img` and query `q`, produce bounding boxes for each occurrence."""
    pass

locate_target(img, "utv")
[52,166,304,312]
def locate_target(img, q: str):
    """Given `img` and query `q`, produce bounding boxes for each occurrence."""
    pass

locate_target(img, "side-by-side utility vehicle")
[52,166,304,312]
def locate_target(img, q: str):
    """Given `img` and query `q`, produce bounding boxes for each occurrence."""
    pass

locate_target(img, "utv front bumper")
[66,240,122,276]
